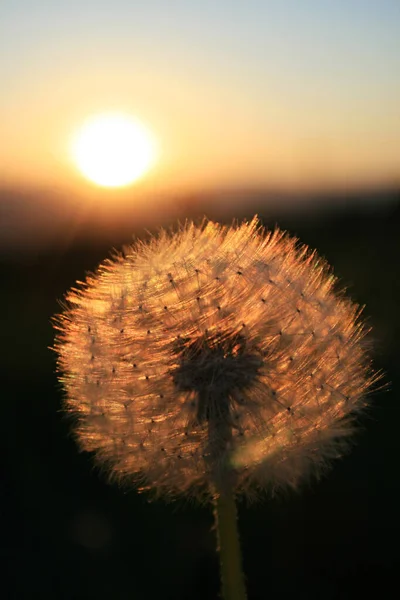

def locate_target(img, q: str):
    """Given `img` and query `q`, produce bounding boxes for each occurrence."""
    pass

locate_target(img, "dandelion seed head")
[53,216,377,500]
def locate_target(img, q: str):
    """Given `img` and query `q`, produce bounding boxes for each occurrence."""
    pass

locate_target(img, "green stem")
[213,485,247,600]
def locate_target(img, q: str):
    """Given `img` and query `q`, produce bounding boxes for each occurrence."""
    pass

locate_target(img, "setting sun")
[71,113,157,188]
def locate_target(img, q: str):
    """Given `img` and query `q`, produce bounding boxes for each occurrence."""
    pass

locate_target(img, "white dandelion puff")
[53,216,377,500]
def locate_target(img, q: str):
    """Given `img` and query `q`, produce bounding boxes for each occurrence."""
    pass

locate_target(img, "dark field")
[2,189,399,599]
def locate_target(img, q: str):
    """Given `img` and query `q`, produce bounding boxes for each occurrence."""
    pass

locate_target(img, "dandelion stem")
[214,484,247,600]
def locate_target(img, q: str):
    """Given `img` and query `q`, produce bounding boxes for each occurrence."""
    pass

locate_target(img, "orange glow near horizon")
[0,80,399,197]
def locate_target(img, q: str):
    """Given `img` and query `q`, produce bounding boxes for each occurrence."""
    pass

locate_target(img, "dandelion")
[53,215,377,600]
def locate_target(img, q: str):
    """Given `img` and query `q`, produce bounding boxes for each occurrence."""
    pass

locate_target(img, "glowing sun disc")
[72,113,157,187]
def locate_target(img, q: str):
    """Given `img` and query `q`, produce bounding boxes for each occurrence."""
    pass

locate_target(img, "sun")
[71,113,158,187]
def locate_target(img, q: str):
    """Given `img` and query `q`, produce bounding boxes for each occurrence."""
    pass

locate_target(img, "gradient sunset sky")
[1,0,399,195]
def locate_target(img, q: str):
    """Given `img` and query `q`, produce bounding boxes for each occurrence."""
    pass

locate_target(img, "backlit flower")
[54,216,376,500]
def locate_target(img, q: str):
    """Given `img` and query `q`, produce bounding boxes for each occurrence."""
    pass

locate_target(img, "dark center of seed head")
[171,331,262,425]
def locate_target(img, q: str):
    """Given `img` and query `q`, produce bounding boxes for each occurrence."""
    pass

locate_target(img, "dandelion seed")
[53,216,377,501]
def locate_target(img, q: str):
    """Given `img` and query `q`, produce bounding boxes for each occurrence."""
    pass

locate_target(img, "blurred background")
[1,1,399,598]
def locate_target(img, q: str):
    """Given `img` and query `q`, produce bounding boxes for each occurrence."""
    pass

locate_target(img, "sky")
[1,0,399,197]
